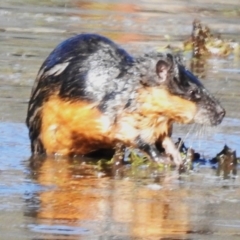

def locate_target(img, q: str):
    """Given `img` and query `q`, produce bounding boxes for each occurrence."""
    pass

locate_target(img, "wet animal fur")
[26,34,225,165]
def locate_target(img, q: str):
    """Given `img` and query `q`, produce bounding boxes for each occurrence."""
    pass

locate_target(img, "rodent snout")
[215,105,225,125]
[194,102,226,126]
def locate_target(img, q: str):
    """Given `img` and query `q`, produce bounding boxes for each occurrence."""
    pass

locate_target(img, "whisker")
[182,123,198,150]
[212,76,228,101]
[198,124,221,159]
[194,124,202,151]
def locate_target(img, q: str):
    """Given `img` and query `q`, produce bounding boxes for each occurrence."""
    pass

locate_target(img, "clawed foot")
[112,143,126,176]
[162,136,183,168]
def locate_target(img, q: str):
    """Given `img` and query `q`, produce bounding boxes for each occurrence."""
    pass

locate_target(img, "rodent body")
[26,34,225,165]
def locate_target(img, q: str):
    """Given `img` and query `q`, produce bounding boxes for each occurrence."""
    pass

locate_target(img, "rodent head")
[137,53,225,126]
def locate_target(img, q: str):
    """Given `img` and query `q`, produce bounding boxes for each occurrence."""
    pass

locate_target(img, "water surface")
[1,0,240,239]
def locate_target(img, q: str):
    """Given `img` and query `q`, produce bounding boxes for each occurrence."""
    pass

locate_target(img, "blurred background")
[0,1,240,239]
[1,0,240,154]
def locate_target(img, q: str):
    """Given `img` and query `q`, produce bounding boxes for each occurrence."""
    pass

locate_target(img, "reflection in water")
[72,0,147,44]
[26,156,191,238]
[1,0,240,239]
[190,58,207,79]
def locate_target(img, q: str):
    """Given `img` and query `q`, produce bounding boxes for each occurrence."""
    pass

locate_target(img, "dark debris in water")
[180,143,239,178]
[214,145,238,179]
[159,20,240,79]
[184,19,240,58]
[163,19,239,60]
[87,138,239,180]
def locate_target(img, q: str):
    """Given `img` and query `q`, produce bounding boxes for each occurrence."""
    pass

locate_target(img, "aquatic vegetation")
[161,20,239,59]
[215,145,238,179]
[184,19,240,58]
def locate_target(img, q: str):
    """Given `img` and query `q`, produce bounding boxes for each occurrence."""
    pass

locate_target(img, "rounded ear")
[156,60,170,82]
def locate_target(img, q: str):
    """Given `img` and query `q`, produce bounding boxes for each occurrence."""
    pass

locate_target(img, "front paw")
[172,150,183,166]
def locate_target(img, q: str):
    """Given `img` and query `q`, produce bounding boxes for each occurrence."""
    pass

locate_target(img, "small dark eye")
[188,89,195,95]
[189,89,201,100]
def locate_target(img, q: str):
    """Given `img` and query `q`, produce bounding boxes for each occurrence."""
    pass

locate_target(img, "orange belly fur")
[136,87,197,124]
[40,87,197,156]
[41,95,114,156]
[40,95,171,156]
[114,112,171,145]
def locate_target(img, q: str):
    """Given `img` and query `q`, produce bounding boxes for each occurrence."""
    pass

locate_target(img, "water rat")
[26,33,225,165]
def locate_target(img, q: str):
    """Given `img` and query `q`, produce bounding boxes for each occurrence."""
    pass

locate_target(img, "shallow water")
[1,0,240,239]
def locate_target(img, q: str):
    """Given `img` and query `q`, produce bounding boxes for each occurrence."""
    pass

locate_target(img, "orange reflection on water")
[75,1,138,13]
[70,0,147,44]
[30,156,191,238]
